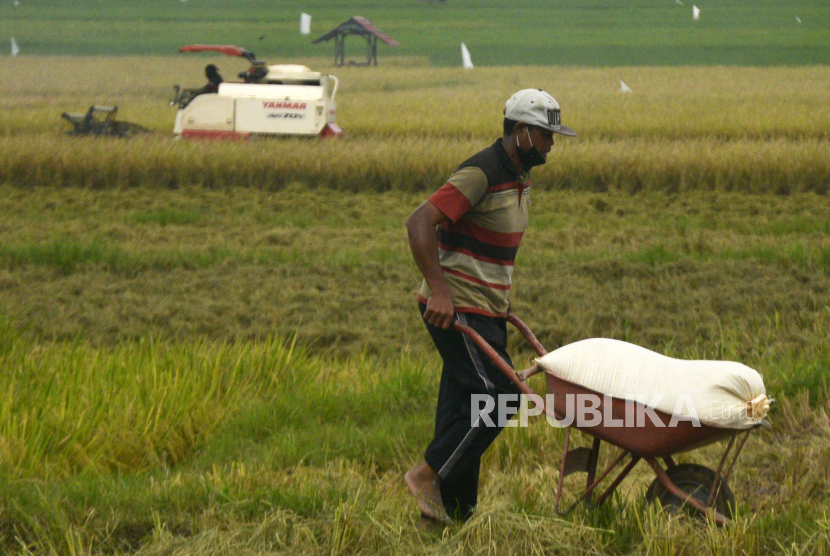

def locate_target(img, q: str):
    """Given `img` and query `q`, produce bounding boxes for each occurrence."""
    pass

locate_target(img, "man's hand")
[424,288,455,329]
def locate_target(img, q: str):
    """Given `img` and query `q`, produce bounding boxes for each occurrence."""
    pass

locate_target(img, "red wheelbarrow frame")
[453,314,760,526]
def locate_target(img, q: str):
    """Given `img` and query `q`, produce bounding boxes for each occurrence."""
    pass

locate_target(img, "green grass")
[2,0,829,65]
[2,190,830,553]
[2,14,830,551]
[1,185,829,364]
[130,209,202,227]
[0,321,437,480]
[0,320,828,554]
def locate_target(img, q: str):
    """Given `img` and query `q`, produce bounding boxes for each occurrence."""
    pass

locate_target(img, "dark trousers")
[419,303,521,520]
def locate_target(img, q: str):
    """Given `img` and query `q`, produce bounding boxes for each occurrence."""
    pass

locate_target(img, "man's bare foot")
[416,513,447,533]
[405,462,451,523]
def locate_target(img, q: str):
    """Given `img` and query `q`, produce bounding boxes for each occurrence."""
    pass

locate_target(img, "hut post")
[335,34,345,66]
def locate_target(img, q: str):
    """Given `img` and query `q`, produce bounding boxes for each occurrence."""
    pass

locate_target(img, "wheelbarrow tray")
[544,371,737,458]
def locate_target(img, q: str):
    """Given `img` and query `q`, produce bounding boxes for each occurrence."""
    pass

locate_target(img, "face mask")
[516,127,547,169]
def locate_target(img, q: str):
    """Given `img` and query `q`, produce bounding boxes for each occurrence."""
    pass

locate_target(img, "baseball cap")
[504,89,577,136]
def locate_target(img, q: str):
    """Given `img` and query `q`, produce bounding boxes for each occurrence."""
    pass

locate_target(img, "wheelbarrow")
[453,314,765,525]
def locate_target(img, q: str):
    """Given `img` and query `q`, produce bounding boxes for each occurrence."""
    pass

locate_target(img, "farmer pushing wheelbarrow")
[404,89,578,524]
[404,91,771,527]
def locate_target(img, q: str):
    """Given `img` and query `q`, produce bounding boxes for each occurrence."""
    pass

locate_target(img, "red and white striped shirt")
[418,139,530,317]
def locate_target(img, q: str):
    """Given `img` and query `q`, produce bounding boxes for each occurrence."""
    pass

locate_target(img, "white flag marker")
[11,37,20,56]
[795,15,802,25]
[300,13,311,35]
[620,80,632,93]
[13,0,20,6]
[675,0,684,4]
[461,42,473,69]
[692,5,700,20]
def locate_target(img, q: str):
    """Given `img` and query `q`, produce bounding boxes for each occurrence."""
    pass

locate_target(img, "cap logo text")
[547,108,561,127]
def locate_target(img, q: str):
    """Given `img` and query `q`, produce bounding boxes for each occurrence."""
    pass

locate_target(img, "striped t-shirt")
[418,139,530,317]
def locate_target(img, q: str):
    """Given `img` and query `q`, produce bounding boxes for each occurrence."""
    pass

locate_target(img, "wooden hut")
[313,16,400,67]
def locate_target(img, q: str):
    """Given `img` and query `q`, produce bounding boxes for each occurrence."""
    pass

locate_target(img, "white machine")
[172,45,343,139]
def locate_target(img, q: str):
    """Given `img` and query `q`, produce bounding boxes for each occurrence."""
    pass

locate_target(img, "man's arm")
[406,201,455,329]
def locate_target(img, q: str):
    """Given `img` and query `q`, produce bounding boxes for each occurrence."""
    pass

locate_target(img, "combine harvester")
[171,45,343,140]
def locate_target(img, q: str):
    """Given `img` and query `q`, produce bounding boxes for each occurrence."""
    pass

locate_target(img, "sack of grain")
[536,338,770,429]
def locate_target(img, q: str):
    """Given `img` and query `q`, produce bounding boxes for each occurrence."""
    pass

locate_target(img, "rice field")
[1,53,830,554]
[1,320,829,555]
[1,58,830,194]
[3,0,829,65]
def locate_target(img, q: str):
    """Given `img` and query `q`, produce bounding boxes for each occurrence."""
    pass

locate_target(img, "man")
[185,64,223,105]
[404,89,577,523]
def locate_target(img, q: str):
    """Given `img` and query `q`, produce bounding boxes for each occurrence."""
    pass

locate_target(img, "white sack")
[692,5,700,20]
[537,338,770,429]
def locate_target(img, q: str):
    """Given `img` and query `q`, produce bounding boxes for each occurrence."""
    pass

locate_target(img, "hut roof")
[313,16,400,46]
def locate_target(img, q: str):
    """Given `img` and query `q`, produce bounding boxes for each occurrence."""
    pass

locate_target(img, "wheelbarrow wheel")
[645,463,736,520]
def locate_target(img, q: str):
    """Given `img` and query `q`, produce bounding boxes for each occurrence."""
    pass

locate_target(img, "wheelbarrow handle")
[506,313,547,357]
[452,320,538,398]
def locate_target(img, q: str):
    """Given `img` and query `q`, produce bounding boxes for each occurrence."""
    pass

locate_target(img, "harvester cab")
[172,45,343,139]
